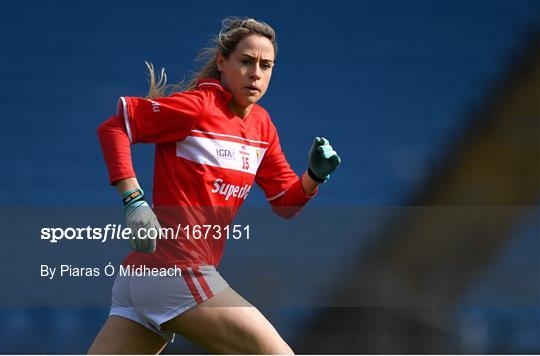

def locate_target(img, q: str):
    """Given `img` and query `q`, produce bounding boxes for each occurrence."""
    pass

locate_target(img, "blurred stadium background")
[1,0,539,353]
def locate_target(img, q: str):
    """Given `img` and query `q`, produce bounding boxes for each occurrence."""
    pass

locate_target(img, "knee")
[276,342,295,355]
[260,340,294,355]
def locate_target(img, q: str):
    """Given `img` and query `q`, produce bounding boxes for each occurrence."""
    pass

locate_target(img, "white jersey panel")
[176,136,267,175]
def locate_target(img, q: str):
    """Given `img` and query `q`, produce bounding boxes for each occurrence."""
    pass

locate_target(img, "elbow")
[96,115,126,141]
[271,205,300,220]
[96,119,112,139]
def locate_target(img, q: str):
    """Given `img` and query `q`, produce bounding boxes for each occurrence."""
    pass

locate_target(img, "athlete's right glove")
[308,137,341,183]
[122,188,160,253]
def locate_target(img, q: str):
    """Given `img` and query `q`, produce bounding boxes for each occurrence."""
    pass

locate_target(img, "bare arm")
[301,171,319,195]
[115,177,141,196]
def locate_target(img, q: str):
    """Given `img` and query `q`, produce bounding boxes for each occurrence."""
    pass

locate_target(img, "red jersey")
[97,79,316,267]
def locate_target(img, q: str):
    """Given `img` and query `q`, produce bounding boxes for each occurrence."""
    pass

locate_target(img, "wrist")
[307,167,328,183]
[301,171,319,195]
[115,177,140,196]
[122,188,145,207]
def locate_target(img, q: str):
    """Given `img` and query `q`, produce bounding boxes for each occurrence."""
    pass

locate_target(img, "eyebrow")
[240,53,274,63]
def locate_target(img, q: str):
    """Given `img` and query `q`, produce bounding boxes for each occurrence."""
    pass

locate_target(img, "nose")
[250,63,262,80]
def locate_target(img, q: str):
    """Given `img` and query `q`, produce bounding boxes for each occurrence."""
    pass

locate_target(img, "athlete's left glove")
[308,137,341,183]
[122,188,160,253]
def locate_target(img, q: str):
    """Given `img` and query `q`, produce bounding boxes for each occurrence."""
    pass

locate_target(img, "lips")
[244,85,260,92]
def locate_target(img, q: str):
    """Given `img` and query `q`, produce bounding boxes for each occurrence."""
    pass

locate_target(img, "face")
[217,34,275,109]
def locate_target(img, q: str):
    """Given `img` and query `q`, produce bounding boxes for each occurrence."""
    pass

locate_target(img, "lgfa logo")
[216,148,234,160]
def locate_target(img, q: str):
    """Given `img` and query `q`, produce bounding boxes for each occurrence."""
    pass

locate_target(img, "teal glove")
[308,137,341,183]
[122,188,160,253]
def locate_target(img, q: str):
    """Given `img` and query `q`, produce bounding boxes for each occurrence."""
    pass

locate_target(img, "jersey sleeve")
[97,114,136,185]
[255,120,317,219]
[118,90,207,144]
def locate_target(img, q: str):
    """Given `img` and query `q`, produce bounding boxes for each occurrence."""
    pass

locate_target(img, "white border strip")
[197,82,223,90]
[267,186,291,201]
[191,129,269,145]
[119,97,133,143]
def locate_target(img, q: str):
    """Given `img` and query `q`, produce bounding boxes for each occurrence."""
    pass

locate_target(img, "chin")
[242,96,259,105]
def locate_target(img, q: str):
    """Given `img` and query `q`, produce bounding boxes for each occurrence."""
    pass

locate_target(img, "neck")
[228,100,252,119]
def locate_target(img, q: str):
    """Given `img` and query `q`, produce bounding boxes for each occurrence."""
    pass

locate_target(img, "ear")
[216,52,225,72]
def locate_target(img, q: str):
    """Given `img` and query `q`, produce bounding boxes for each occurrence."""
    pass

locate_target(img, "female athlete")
[89,17,341,354]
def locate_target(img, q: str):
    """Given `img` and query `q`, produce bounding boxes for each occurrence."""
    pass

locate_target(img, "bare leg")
[162,287,294,354]
[88,315,167,355]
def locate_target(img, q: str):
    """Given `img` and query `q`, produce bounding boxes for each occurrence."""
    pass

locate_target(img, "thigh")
[88,315,167,355]
[162,287,293,354]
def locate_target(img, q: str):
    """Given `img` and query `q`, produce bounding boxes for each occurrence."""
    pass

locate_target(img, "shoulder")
[251,103,275,127]
[162,80,229,119]
[169,79,228,104]
[252,103,270,117]
[189,78,231,102]
[250,103,280,144]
